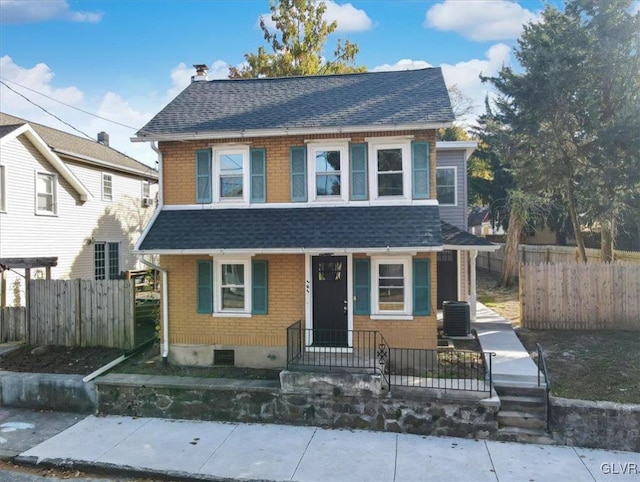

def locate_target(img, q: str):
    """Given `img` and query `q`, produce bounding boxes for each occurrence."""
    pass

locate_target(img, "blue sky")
[2,0,632,165]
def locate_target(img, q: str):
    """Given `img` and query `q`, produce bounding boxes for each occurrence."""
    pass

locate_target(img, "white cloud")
[260,1,373,33]
[372,59,432,72]
[425,0,537,41]
[0,0,103,24]
[372,44,512,125]
[632,1,640,14]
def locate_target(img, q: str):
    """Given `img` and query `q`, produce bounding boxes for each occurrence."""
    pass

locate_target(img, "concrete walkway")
[472,302,541,386]
[17,415,640,481]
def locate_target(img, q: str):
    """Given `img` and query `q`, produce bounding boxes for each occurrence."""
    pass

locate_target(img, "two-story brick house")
[135,67,491,369]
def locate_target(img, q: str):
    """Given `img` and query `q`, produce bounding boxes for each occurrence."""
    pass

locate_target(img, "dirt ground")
[0,345,122,375]
[476,268,521,326]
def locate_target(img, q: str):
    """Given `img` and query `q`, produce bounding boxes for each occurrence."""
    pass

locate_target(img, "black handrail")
[536,342,552,430]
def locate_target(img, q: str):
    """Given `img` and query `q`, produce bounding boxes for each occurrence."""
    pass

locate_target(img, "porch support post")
[469,249,478,321]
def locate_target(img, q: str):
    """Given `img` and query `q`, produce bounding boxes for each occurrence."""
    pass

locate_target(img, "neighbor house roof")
[441,221,498,251]
[0,123,23,138]
[0,113,157,180]
[468,207,491,227]
[137,206,442,253]
[134,68,454,141]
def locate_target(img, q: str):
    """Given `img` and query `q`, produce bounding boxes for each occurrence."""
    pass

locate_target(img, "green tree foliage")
[484,0,640,262]
[229,0,365,78]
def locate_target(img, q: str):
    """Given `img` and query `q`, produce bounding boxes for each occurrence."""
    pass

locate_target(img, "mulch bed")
[0,345,123,375]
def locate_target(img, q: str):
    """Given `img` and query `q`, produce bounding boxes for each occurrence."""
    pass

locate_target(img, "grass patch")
[517,330,640,404]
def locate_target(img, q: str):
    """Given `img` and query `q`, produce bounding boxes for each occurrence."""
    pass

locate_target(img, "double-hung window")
[95,242,120,280]
[102,173,113,201]
[308,143,349,202]
[219,152,244,199]
[436,167,457,205]
[0,165,6,212]
[212,258,252,315]
[372,257,412,319]
[36,172,57,215]
[369,141,411,200]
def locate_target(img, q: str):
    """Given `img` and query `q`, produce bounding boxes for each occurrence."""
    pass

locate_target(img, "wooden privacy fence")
[478,244,640,277]
[520,263,640,330]
[0,307,27,342]
[28,279,134,348]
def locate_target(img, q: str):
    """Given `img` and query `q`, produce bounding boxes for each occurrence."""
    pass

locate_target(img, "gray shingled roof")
[0,113,157,179]
[0,123,23,138]
[136,68,454,138]
[139,206,442,251]
[441,221,495,247]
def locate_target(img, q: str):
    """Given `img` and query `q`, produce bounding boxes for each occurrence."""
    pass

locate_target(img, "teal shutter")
[413,258,431,315]
[353,258,371,315]
[350,143,368,200]
[412,142,430,199]
[252,260,268,315]
[250,148,266,203]
[290,146,307,202]
[196,149,212,203]
[197,260,213,313]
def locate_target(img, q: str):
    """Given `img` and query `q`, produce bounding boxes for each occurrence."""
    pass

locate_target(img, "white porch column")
[469,249,478,321]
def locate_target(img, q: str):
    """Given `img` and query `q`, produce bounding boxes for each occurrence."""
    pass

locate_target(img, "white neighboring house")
[0,112,158,306]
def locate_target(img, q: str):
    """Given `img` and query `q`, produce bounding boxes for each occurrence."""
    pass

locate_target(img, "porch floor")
[288,349,384,375]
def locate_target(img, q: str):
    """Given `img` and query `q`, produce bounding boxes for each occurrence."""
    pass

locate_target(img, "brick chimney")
[97,131,109,146]
[191,64,209,82]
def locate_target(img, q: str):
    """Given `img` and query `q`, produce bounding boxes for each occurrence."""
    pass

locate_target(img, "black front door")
[312,256,348,347]
[437,250,458,309]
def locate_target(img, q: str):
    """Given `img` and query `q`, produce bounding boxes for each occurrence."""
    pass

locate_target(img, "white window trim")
[141,180,151,199]
[368,140,411,201]
[35,171,58,216]
[436,166,458,206]
[0,165,6,213]
[213,257,252,316]
[213,147,250,204]
[102,173,113,202]
[371,256,413,320]
[307,143,349,203]
[94,241,121,280]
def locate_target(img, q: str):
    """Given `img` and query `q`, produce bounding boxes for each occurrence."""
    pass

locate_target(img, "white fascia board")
[54,149,158,180]
[131,122,453,143]
[4,125,93,202]
[443,244,500,252]
[134,246,443,256]
[436,141,478,158]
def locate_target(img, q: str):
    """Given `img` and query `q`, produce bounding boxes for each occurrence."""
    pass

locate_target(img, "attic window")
[36,172,57,215]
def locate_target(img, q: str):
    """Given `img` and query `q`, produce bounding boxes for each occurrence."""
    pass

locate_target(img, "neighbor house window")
[36,172,57,215]
[307,143,349,201]
[102,173,113,201]
[369,141,411,199]
[95,242,120,280]
[372,257,412,319]
[214,259,251,314]
[0,165,6,212]
[141,180,151,199]
[437,167,457,206]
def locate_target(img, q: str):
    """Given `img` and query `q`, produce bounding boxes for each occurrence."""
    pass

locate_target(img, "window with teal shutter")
[196,149,212,203]
[413,258,431,315]
[412,142,430,199]
[350,144,368,200]
[353,258,371,315]
[250,148,266,203]
[290,146,307,202]
[252,260,268,314]
[197,260,213,313]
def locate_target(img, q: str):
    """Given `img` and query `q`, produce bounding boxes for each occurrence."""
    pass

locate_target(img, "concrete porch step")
[499,395,546,414]
[498,410,547,430]
[496,427,555,445]
[494,383,547,398]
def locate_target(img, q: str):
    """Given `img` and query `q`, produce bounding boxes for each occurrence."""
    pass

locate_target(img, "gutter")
[140,257,169,364]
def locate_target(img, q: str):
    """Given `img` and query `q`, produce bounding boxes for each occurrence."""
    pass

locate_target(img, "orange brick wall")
[161,252,437,351]
[160,254,305,347]
[160,129,437,205]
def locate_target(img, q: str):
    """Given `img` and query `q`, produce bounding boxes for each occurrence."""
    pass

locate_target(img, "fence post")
[75,279,82,346]
[519,263,525,328]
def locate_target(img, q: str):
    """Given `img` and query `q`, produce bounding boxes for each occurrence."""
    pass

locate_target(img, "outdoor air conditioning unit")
[141,197,153,208]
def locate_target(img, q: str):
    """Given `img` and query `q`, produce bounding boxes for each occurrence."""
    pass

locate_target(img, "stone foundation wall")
[550,396,640,452]
[96,374,498,439]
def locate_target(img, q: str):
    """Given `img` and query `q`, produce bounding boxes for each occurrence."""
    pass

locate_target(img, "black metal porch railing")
[536,343,552,430]
[286,321,389,381]
[285,321,494,393]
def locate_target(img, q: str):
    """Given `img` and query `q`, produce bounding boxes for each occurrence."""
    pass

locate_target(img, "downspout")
[150,141,163,207]
[140,257,169,364]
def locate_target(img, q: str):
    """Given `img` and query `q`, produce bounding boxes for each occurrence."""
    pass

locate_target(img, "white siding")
[0,134,156,305]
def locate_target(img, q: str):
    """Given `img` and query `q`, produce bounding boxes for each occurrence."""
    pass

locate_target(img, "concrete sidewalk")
[472,302,541,386]
[17,415,640,482]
